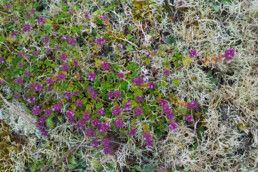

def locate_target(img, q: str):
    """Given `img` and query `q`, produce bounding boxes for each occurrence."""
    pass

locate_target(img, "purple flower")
[99,122,110,132]
[57,73,66,81]
[14,93,21,99]
[136,95,143,102]
[188,101,198,110]
[112,106,121,115]
[76,118,86,129]
[162,104,171,115]
[148,81,155,88]
[100,14,108,20]
[66,110,74,124]
[84,12,89,19]
[32,105,40,115]
[97,107,104,116]
[143,132,152,148]
[5,3,10,9]
[114,91,121,98]
[75,100,83,107]
[27,96,36,103]
[36,117,48,137]
[169,122,177,131]
[153,50,158,55]
[35,84,43,92]
[90,91,98,99]
[68,37,76,45]
[224,48,235,60]
[82,112,90,121]
[189,48,197,58]
[35,15,45,25]
[46,78,54,85]
[164,70,170,76]
[85,128,95,137]
[18,62,23,68]
[74,60,78,66]
[73,90,79,96]
[123,101,131,111]
[91,137,99,146]
[18,52,25,58]
[159,100,167,106]
[87,86,95,93]
[31,8,36,14]
[29,83,36,90]
[132,76,144,86]
[167,112,174,120]
[116,44,123,50]
[101,137,110,148]
[88,71,96,81]
[96,37,106,45]
[101,61,109,70]
[42,35,49,43]
[117,70,125,79]
[54,44,60,50]
[135,107,143,116]
[25,11,30,20]
[60,53,68,60]
[103,148,111,155]
[114,117,124,129]
[47,86,53,92]
[68,9,74,14]
[91,118,101,127]
[60,63,70,71]
[64,90,73,100]
[146,52,152,58]
[11,29,17,37]
[44,109,52,116]
[33,50,39,56]
[107,91,114,100]
[46,49,52,55]
[130,127,137,136]
[14,77,23,84]
[186,115,194,123]
[52,103,62,111]
[24,71,31,77]
[21,22,33,33]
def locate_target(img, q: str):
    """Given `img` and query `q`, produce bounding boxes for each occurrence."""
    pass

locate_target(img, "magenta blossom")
[32,105,40,115]
[96,37,106,45]
[85,128,95,137]
[91,118,101,127]
[164,70,170,76]
[146,52,152,58]
[186,115,194,122]
[60,63,70,71]
[73,90,79,96]
[27,97,35,103]
[21,22,33,33]
[135,107,143,116]
[169,122,177,131]
[136,95,143,102]
[14,77,23,84]
[82,112,90,121]
[132,76,144,86]
[101,137,110,149]
[130,127,137,136]
[68,37,76,45]
[46,78,54,85]
[116,44,123,50]
[101,61,109,70]
[153,50,158,55]
[52,103,62,111]
[84,12,89,19]
[143,132,152,148]
[167,112,174,120]
[224,48,235,60]
[99,122,110,132]
[91,137,99,146]
[90,91,98,99]
[24,71,31,77]
[112,106,121,115]
[117,70,125,79]
[57,73,66,81]
[88,71,96,81]
[14,93,21,99]
[44,109,52,116]
[11,29,17,37]
[163,104,171,114]
[60,53,68,60]
[188,101,198,110]
[42,35,49,43]
[100,14,108,20]
[148,81,155,88]
[74,60,78,66]
[47,86,53,92]
[5,3,10,9]
[75,100,83,107]
[66,110,75,124]
[114,117,124,129]
[35,15,45,25]
[114,90,121,98]
[189,48,197,57]
[64,90,73,100]
[159,100,168,106]
[97,107,104,116]
[107,91,114,100]
[123,101,131,111]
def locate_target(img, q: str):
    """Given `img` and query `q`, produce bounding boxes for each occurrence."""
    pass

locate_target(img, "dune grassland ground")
[0,0,257,171]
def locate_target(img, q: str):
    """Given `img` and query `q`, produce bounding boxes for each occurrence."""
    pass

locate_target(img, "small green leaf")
[68,164,77,170]
[172,80,180,87]
[133,165,143,172]
[46,118,54,129]
[126,34,133,39]
[213,5,220,12]
[91,159,101,169]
